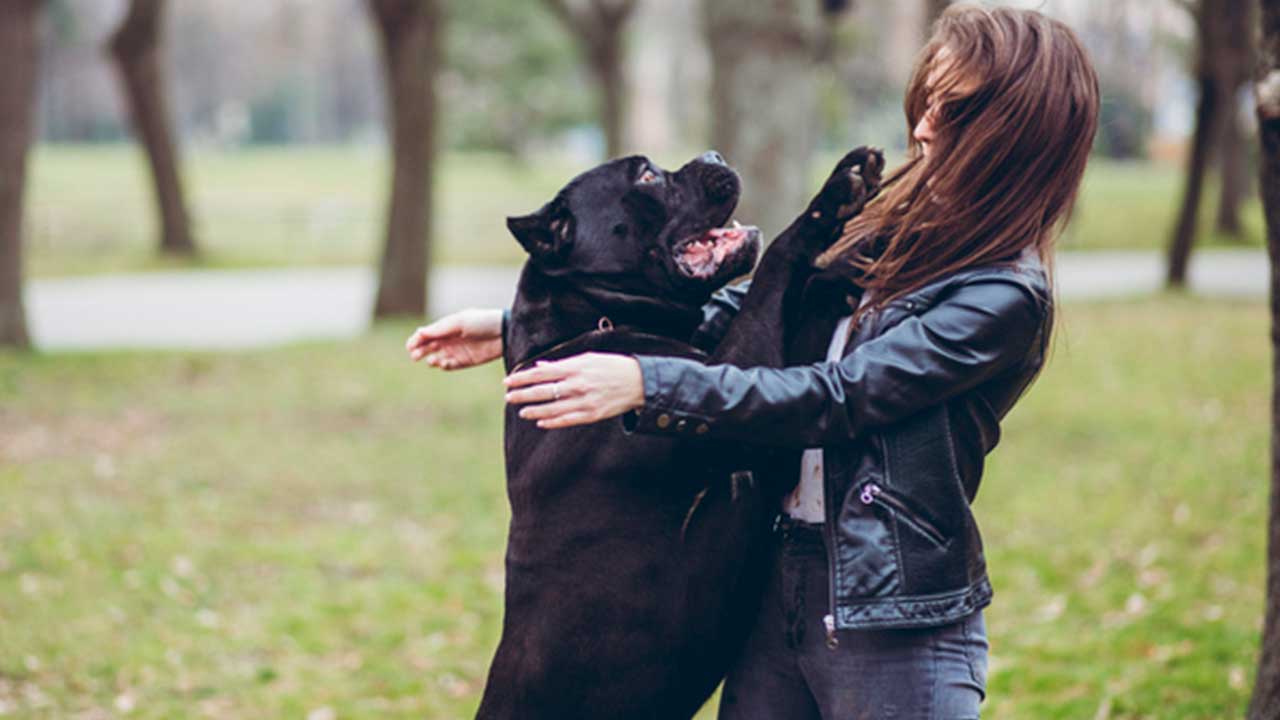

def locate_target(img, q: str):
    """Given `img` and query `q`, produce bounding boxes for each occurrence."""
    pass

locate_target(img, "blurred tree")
[923,0,949,37]
[704,0,851,240]
[35,1,585,151]
[1095,80,1154,160]
[40,1,128,142]
[1166,0,1242,287]
[0,0,43,349]
[824,1,921,155]
[108,0,197,256]
[1250,3,1280,717]
[1214,0,1256,237]
[540,0,638,159]
[445,0,592,154]
[368,0,441,318]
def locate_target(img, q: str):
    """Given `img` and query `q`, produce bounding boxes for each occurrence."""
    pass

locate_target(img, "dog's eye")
[638,169,659,185]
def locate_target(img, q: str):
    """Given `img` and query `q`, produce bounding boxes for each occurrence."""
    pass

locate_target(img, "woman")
[409,5,1098,717]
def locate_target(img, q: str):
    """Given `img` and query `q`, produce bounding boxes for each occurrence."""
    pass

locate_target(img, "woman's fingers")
[426,353,459,369]
[516,397,587,421]
[536,411,597,429]
[410,338,451,360]
[406,316,462,352]
[504,381,568,406]
[504,359,576,389]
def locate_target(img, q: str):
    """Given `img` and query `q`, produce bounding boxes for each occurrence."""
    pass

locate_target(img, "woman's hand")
[504,352,644,429]
[406,308,503,370]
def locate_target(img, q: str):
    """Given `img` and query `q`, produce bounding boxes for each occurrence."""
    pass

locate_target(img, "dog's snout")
[677,150,738,206]
[705,169,737,204]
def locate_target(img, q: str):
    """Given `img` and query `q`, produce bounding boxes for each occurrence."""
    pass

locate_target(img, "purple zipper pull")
[860,482,881,505]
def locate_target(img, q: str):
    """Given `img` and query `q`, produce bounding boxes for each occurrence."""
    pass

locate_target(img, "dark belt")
[771,513,825,544]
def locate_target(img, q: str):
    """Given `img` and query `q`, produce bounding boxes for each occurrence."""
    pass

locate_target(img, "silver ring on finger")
[552,383,561,402]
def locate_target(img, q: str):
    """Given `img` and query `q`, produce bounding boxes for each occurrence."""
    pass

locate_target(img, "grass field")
[0,295,1267,718]
[24,144,1266,278]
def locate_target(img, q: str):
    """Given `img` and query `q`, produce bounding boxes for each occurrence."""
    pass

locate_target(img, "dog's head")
[507,152,762,306]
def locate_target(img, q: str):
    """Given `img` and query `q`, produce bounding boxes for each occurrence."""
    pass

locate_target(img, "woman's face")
[912,104,940,158]
[912,47,976,159]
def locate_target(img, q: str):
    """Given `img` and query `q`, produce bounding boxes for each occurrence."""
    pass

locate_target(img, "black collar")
[506,266,705,370]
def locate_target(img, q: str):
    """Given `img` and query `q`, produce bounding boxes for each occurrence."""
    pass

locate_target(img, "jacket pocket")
[859,481,948,548]
[878,405,972,593]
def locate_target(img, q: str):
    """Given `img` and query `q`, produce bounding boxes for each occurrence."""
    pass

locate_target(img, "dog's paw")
[809,146,885,222]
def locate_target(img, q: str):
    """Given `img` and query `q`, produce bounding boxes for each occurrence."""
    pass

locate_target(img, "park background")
[0,0,1272,717]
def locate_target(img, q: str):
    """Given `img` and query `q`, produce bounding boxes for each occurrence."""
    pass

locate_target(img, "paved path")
[25,249,1267,350]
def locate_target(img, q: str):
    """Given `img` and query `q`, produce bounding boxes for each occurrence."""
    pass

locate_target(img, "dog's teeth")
[732,219,742,228]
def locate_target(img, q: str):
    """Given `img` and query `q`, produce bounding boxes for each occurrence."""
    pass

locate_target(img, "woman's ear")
[507,202,574,262]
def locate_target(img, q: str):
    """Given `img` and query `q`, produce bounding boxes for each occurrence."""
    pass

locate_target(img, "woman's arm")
[407,283,753,369]
[406,308,503,369]
[505,278,1048,445]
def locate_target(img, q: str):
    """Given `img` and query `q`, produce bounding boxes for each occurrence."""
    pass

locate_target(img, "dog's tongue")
[678,222,758,279]
[706,228,744,264]
[707,226,751,243]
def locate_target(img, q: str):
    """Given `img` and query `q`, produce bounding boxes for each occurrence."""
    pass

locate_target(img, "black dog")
[481,148,883,719]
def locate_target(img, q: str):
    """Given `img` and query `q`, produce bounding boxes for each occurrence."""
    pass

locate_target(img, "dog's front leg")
[710,146,883,368]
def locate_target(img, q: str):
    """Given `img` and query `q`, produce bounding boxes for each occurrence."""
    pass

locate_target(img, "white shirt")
[782,292,872,522]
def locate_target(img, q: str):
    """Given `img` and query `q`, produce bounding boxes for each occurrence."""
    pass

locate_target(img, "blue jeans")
[718,516,988,720]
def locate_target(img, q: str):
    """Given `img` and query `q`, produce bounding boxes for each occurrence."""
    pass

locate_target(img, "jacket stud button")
[696,423,710,435]
[656,413,672,429]
[905,301,915,310]
[676,419,688,432]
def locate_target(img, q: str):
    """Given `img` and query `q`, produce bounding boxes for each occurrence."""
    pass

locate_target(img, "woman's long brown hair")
[817,4,1100,329]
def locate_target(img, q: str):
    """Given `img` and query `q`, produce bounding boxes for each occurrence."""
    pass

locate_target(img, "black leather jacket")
[623,247,1053,631]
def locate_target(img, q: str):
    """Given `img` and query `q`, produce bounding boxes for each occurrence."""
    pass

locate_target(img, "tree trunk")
[1168,74,1221,286]
[541,0,637,160]
[368,0,441,318]
[704,0,829,241]
[1215,0,1255,237]
[108,0,196,256]
[0,0,42,349]
[1167,0,1228,288]
[1218,99,1250,237]
[588,31,628,160]
[1248,6,1280,717]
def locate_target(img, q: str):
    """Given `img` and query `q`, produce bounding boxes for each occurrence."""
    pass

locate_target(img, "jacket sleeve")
[621,278,1047,447]
[688,279,752,352]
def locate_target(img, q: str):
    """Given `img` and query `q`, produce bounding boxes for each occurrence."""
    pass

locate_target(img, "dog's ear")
[507,201,574,262]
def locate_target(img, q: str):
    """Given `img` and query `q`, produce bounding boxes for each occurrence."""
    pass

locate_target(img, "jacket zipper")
[819,309,877,651]
[821,307,889,651]
[859,482,948,547]
[821,449,840,649]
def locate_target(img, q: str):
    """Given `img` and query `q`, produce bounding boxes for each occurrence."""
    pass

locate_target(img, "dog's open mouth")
[673,220,760,280]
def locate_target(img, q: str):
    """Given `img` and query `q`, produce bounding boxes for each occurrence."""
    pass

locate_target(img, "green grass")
[1059,159,1265,252]
[0,296,1267,718]
[24,145,579,277]
[24,144,1265,278]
